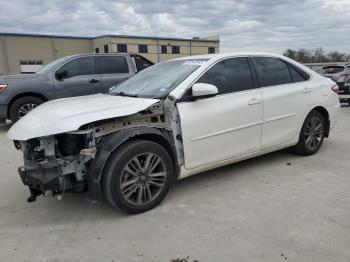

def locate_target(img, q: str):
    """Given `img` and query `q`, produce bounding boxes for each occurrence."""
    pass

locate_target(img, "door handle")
[89,79,99,84]
[248,98,262,105]
[302,87,311,94]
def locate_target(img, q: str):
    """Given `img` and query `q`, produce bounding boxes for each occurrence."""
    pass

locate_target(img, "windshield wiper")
[111,91,139,98]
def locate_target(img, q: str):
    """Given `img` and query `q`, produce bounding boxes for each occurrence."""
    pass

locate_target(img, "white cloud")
[0,0,349,53]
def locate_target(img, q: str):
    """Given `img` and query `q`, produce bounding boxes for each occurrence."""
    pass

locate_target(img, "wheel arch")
[311,106,330,138]
[7,92,48,118]
[87,127,178,202]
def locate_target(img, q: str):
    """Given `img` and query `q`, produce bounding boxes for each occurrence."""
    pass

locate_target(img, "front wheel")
[292,110,325,156]
[102,139,174,214]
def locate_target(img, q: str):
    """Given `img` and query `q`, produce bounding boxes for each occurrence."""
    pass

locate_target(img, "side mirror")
[55,70,68,80]
[192,83,218,98]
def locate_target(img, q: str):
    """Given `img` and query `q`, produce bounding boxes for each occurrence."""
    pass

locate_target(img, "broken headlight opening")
[16,133,96,203]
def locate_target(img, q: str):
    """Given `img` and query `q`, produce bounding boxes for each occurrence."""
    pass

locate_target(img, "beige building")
[0,33,220,75]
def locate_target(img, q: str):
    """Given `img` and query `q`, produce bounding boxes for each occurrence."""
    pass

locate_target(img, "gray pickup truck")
[0,53,153,123]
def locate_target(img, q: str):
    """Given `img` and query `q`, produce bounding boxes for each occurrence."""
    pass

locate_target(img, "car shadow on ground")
[9,148,297,223]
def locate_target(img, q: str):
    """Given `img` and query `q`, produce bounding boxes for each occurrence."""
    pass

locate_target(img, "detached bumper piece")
[18,162,61,203]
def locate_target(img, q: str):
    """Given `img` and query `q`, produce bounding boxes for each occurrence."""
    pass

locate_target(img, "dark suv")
[0,53,153,123]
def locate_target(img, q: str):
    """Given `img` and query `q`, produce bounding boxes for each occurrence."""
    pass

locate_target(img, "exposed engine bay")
[14,101,184,203]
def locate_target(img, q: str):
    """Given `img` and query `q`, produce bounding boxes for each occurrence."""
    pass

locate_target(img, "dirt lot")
[0,107,349,262]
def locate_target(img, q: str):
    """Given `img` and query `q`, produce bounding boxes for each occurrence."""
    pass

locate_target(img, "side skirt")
[178,141,297,179]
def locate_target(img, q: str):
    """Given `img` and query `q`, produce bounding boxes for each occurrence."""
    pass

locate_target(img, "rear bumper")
[328,102,340,130]
[0,104,8,123]
[339,94,350,100]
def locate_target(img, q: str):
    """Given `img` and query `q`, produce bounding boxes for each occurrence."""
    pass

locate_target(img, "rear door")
[98,55,134,92]
[53,56,102,98]
[252,57,312,149]
[177,57,263,169]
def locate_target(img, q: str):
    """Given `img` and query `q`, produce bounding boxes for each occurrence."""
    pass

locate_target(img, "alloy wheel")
[120,152,167,206]
[304,116,323,151]
[18,103,38,118]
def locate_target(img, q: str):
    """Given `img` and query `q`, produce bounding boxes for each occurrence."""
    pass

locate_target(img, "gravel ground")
[0,106,349,262]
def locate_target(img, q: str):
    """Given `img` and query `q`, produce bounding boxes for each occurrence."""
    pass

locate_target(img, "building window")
[138,44,148,53]
[172,46,180,54]
[19,60,43,74]
[95,48,99,53]
[161,45,167,54]
[208,47,215,54]
[117,44,127,53]
[104,45,109,53]
[20,60,43,65]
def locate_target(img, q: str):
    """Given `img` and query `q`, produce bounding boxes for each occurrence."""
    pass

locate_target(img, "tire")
[102,139,174,214]
[292,110,325,156]
[9,96,43,123]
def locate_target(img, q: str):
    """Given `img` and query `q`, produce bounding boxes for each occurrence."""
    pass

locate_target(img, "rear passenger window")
[59,57,96,78]
[99,56,129,74]
[197,57,253,94]
[253,57,292,87]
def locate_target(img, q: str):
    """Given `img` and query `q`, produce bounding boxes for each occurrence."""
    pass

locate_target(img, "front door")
[53,56,102,98]
[177,57,263,169]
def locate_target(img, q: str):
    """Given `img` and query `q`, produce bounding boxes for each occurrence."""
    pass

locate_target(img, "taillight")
[331,84,339,94]
[339,72,349,81]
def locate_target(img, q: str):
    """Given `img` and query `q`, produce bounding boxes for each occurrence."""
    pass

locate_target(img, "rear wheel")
[293,110,325,156]
[103,139,174,214]
[9,96,43,123]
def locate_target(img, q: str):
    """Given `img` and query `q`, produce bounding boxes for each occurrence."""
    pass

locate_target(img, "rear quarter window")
[288,64,309,82]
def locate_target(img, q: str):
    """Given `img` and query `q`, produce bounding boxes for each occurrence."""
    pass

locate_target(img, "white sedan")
[8,52,340,213]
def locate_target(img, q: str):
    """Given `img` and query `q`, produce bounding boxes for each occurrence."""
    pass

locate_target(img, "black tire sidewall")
[9,96,43,123]
[104,140,174,214]
[298,111,325,155]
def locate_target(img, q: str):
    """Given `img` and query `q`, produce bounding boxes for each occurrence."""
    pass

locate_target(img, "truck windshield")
[37,58,66,74]
[109,59,208,98]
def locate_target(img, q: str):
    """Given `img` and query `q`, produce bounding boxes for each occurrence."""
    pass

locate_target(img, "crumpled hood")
[7,94,159,141]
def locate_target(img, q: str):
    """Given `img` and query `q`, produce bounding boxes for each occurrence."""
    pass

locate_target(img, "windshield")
[109,59,208,98]
[321,66,345,74]
[37,58,66,74]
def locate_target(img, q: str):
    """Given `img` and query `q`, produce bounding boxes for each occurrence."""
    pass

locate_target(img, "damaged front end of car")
[15,132,96,202]
[11,98,183,203]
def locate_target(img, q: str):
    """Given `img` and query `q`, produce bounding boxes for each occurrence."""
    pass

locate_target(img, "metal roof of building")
[0,32,219,42]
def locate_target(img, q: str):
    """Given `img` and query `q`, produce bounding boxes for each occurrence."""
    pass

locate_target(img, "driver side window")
[197,57,253,95]
[58,57,96,78]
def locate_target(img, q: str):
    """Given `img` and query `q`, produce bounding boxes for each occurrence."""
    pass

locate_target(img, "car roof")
[59,53,138,60]
[173,52,286,61]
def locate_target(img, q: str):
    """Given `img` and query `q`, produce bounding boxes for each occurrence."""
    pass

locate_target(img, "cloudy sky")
[1,0,350,54]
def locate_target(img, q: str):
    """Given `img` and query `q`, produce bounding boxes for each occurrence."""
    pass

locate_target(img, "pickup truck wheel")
[9,96,43,123]
[103,139,174,214]
[292,110,325,156]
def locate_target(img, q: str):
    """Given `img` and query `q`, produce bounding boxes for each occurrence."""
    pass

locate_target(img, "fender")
[87,126,177,201]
